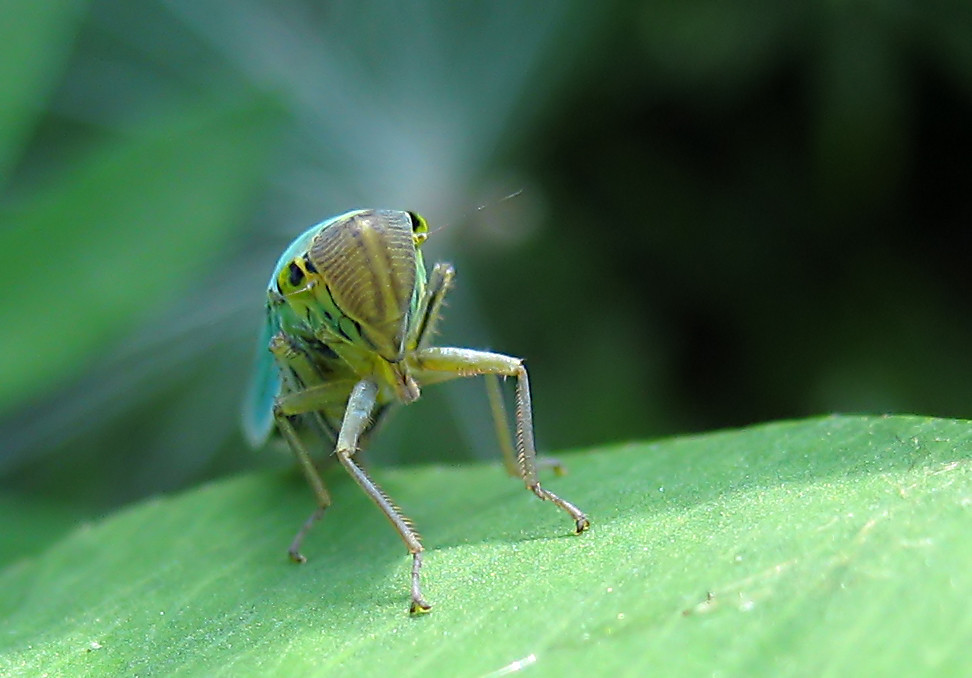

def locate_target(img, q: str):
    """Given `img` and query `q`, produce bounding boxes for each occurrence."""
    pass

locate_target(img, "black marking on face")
[302,254,318,274]
[285,365,306,390]
[336,317,364,343]
[408,212,422,232]
[288,260,305,287]
[306,338,339,361]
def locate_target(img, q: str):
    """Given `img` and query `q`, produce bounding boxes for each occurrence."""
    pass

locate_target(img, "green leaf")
[0,0,86,184]
[0,491,78,566]
[1,415,969,677]
[0,97,281,411]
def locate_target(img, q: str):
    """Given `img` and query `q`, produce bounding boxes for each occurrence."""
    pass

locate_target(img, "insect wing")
[241,212,359,447]
[241,311,282,448]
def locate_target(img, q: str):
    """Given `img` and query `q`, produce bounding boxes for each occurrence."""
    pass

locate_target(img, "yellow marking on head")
[276,256,319,297]
[409,211,429,246]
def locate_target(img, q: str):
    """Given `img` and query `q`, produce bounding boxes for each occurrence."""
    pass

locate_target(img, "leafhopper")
[244,209,589,613]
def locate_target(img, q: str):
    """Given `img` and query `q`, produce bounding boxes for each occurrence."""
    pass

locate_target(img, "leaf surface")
[1,415,969,677]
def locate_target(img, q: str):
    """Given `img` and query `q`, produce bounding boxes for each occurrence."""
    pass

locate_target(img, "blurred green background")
[1,0,970,530]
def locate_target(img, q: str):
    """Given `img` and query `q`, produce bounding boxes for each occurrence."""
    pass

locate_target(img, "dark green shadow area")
[1,415,969,677]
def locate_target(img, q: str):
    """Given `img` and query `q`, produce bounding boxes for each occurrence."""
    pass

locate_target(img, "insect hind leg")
[484,374,567,478]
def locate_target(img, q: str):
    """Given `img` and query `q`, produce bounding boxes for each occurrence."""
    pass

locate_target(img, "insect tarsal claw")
[409,600,433,616]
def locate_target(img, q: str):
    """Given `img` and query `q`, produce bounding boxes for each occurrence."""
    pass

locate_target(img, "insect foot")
[409,552,432,615]
[529,482,590,535]
[409,599,433,616]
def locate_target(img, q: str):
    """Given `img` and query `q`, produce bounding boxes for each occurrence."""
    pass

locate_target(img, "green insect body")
[244,209,589,614]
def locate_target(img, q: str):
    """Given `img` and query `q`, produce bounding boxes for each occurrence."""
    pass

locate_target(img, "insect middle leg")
[411,261,455,350]
[414,347,590,534]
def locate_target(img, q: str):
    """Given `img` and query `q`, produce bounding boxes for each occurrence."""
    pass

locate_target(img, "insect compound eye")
[277,258,309,295]
[287,260,305,287]
[408,211,429,246]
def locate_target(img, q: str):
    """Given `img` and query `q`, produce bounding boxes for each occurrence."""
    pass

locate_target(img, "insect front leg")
[333,379,431,615]
[276,378,431,614]
[414,347,590,535]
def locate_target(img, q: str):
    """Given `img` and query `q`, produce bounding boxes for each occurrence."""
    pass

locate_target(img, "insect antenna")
[424,188,525,237]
